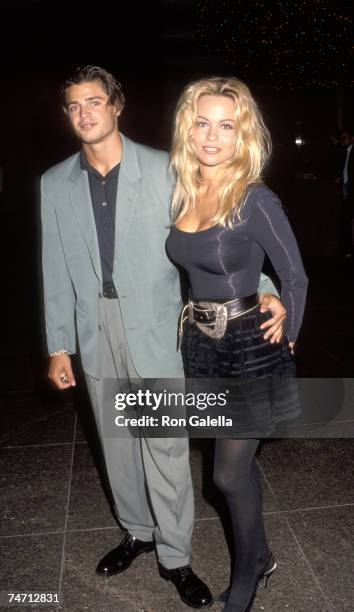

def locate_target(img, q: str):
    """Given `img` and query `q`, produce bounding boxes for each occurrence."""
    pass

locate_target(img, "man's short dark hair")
[61,65,125,111]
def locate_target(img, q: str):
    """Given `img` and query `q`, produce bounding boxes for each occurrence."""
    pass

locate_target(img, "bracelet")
[49,349,68,357]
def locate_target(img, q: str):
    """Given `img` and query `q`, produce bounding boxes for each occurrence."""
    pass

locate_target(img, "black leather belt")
[103,283,118,299]
[183,293,259,339]
[192,293,259,324]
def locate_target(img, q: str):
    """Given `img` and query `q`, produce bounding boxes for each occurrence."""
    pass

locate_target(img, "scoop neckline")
[173,223,219,235]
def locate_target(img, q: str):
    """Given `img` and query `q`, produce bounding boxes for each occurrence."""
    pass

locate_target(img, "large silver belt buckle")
[190,301,228,339]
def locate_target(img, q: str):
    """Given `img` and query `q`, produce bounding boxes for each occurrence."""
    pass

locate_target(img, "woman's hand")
[288,341,295,355]
[259,293,286,343]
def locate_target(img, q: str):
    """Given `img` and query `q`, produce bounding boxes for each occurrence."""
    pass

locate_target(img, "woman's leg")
[213,438,270,611]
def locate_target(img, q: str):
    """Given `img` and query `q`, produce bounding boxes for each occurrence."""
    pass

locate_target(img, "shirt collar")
[80,150,120,179]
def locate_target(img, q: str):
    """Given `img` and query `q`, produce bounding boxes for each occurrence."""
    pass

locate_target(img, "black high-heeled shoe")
[217,551,277,608]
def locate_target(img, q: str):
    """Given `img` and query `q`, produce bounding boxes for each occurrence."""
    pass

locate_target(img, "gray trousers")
[84,298,194,569]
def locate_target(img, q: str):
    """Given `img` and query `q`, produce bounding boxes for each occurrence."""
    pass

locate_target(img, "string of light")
[196,0,353,89]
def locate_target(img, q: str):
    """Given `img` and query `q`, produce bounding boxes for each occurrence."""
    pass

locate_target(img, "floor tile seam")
[0,424,38,446]
[0,440,88,450]
[0,530,65,539]
[0,407,78,449]
[255,458,278,501]
[256,458,354,516]
[283,515,336,612]
[3,499,353,540]
[0,442,76,450]
[57,412,78,599]
[263,501,354,515]
[194,516,220,523]
[66,525,120,533]
[272,433,354,439]
[0,526,120,539]
[286,417,354,427]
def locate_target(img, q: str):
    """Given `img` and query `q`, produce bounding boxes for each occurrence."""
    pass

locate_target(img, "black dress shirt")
[80,151,120,288]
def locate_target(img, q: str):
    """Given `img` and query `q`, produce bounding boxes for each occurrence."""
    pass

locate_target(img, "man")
[41,65,285,608]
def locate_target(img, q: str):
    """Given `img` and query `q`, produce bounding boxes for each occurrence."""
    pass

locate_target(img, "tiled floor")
[1,250,354,611]
[0,388,353,611]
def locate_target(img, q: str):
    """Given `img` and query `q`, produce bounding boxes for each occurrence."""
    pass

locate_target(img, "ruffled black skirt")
[181,307,300,438]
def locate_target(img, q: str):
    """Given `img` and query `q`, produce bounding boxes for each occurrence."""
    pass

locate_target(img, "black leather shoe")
[159,564,213,608]
[96,533,155,577]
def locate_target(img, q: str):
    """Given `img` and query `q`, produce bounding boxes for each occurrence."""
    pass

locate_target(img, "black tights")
[213,438,270,611]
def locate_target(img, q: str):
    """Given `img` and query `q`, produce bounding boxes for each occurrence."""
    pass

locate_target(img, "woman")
[166,77,308,611]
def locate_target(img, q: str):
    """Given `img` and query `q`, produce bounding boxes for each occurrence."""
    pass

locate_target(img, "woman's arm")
[247,186,308,343]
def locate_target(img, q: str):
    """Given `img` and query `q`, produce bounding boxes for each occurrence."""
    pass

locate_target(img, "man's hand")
[259,293,286,343]
[48,353,76,390]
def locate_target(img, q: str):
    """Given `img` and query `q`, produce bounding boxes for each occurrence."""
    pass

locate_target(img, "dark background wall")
[0,0,353,387]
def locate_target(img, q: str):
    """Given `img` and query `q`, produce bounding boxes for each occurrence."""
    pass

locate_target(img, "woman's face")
[190,95,237,169]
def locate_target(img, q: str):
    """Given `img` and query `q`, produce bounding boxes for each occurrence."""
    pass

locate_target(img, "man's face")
[340,132,350,147]
[65,80,120,145]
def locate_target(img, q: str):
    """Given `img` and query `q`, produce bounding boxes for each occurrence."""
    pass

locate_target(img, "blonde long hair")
[171,77,272,226]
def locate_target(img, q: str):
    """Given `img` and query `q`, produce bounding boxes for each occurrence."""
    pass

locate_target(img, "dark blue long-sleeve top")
[166,184,308,342]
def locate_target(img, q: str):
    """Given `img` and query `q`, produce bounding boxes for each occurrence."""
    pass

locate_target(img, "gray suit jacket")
[41,134,277,379]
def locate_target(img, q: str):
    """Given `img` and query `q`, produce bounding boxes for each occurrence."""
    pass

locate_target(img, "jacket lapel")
[114,134,141,270]
[69,154,102,283]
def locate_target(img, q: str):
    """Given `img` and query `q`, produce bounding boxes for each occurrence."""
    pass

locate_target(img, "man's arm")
[41,175,77,389]
[259,272,279,297]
